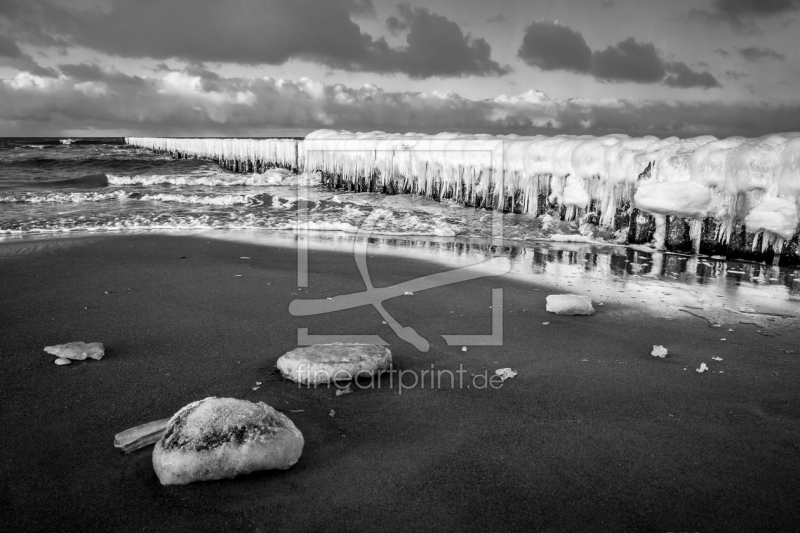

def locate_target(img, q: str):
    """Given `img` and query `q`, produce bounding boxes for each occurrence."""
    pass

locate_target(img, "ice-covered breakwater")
[125,137,302,172]
[126,131,800,265]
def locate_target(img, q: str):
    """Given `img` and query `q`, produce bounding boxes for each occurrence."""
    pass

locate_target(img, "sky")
[0,0,799,138]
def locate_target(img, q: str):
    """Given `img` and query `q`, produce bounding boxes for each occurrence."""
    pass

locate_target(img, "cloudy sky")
[1,0,799,138]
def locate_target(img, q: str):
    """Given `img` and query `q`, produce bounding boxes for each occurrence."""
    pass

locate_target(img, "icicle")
[126,129,800,250]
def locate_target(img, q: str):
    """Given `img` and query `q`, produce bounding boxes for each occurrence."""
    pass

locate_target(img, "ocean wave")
[139,192,256,206]
[0,190,128,204]
[0,208,457,238]
[107,168,293,187]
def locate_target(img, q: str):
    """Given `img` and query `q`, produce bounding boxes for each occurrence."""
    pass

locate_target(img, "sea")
[0,136,555,239]
[1,136,798,315]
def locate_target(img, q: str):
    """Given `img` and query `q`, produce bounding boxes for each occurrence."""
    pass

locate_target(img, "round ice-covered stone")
[277,343,392,384]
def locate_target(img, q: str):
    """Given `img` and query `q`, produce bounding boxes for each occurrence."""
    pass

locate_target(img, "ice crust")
[127,131,800,245]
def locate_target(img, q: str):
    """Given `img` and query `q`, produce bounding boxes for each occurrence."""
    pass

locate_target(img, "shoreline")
[1,233,799,531]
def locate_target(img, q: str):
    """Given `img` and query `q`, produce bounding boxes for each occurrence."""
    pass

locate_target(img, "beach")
[1,232,799,532]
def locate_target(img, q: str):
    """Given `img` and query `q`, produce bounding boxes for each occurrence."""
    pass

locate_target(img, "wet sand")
[1,233,799,532]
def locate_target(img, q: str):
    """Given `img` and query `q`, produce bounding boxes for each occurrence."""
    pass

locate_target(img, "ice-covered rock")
[277,343,392,384]
[545,295,595,316]
[152,397,304,485]
[651,345,668,358]
[44,341,104,361]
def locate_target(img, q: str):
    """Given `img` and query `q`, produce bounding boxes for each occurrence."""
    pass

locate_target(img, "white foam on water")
[107,169,291,187]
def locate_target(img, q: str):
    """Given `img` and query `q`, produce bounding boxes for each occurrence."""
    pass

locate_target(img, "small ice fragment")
[404,291,414,296]
[495,368,517,381]
[240,256,250,259]
[382,321,387,324]
[255,381,262,385]
[252,387,259,391]
[696,363,708,373]
[712,357,723,361]
[335,385,352,396]
[712,324,721,328]
[327,297,333,301]
[54,357,71,365]
[719,371,724,374]
[598,303,603,306]
[45,341,104,361]
[546,294,594,315]
[113,418,170,454]
[651,345,668,358]
[329,410,335,417]
[542,322,550,325]
[720,338,726,341]
[461,346,467,352]
[234,274,242,277]
[728,329,734,332]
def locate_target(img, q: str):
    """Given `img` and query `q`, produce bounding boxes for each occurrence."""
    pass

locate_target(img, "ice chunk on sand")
[633,181,711,219]
[152,397,304,485]
[495,368,517,381]
[546,295,595,316]
[114,418,170,454]
[44,341,104,361]
[651,345,668,358]
[696,363,709,373]
[277,343,392,384]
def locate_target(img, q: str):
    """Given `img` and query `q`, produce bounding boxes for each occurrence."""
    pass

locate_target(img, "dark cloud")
[0,0,505,79]
[486,14,507,24]
[0,34,57,77]
[386,3,414,34]
[0,69,786,138]
[592,38,665,83]
[517,21,592,73]
[689,0,800,30]
[663,62,722,89]
[737,46,786,61]
[517,23,720,89]
[715,49,731,57]
[0,34,23,58]
[374,5,510,78]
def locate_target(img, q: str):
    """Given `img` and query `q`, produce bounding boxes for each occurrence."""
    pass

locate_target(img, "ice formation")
[125,137,302,171]
[126,130,800,253]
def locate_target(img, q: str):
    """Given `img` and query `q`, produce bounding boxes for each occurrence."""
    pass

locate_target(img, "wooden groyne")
[126,131,800,265]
